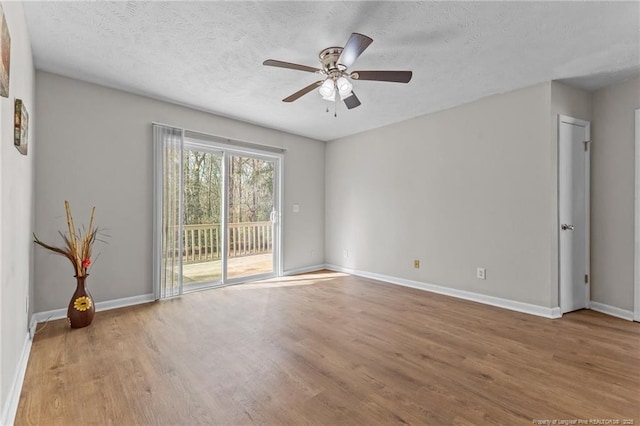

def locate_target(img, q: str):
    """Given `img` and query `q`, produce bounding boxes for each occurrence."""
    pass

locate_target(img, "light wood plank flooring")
[16,271,640,425]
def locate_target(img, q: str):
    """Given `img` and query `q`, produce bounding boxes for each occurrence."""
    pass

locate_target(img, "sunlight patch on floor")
[226,271,347,290]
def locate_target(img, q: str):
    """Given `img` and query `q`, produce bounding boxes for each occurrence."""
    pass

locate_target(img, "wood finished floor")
[16,271,640,425]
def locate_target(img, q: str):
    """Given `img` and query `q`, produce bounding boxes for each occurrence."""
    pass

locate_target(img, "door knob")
[561,224,574,231]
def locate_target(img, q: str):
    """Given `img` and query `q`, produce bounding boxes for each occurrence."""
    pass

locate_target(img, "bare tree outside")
[182,151,273,226]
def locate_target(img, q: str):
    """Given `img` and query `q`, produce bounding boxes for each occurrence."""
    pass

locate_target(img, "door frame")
[558,114,591,314]
[184,137,283,286]
[635,109,640,321]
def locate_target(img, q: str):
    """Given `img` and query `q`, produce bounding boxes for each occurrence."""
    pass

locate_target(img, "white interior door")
[559,115,590,314]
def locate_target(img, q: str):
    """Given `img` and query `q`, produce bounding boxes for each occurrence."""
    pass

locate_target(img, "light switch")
[292,203,300,213]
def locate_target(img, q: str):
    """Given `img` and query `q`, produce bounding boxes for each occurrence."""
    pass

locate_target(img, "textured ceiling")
[23,1,640,141]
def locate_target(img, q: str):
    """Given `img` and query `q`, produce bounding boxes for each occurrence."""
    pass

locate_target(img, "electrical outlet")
[311,250,316,257]
[477,267,486,280]
[414,260,420,269]
[343,249,349,258]
[292,203,300,213]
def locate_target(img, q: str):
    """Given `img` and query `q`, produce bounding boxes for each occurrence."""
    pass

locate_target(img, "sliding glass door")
[154,124,282,297]
[179,143,279,291]
[180,148,224,288]
[226,154,276,280]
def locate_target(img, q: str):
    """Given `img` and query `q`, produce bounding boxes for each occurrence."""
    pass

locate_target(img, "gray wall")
[33,72,325,312]
[325,76,634,314]
[326,82,557,308]
[0,2,35,423]
[591,76,640,311]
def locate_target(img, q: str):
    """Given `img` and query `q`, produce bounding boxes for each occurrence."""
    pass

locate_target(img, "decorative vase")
[67,275,95,328]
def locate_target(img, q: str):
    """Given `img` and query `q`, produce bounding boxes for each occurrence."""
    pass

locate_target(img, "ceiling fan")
[263,33,412,110]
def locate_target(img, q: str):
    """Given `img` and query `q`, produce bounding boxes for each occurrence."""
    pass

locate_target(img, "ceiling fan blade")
[282,81,323,103]
[263,59,322,74]
[343,92,361,110]
[337,33,373,69]
[350,70,413,83]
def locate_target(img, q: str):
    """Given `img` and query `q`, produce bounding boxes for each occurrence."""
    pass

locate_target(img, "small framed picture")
[14,99,28,155]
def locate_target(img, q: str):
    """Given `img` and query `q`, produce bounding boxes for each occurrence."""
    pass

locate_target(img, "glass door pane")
[181,148,223,288]
[227,154,275,280]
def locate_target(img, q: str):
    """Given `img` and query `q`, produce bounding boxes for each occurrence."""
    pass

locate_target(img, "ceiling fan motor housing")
[319,47,347,77]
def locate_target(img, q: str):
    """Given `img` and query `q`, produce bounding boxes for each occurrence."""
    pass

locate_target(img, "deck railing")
[182,222,272,263]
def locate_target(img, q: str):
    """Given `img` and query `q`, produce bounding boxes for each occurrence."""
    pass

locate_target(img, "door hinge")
[584,140,591,151]
[584,274,589,284]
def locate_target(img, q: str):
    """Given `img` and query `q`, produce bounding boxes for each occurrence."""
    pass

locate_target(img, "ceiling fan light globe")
[319,87,334,98]
[318,79,335,98]
[322,92,336,102]
[336,77,352,97]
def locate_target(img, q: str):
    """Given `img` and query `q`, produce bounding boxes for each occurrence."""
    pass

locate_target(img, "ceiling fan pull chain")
[334,99,337,118]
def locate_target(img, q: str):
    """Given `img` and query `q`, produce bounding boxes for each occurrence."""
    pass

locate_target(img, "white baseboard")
[283,264,327,276]
[0,333,32,426]
[29,316,37,339]
[325,264,562,319]
[589,301,634,321]
[31,293,155,327]
[549,306,562,318]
